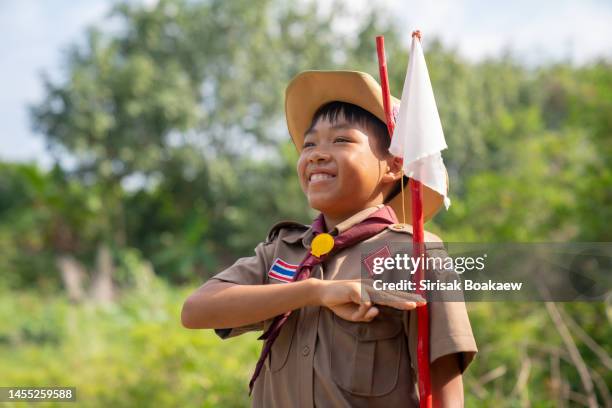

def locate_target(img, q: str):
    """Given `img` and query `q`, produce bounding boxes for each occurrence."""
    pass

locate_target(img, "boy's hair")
[306,101,407,202]
[306,101,391,153]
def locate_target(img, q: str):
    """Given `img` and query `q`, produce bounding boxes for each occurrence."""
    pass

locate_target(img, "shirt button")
[302,345,310,356]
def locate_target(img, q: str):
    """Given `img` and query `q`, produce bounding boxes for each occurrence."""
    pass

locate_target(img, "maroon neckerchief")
[248,205,398,394]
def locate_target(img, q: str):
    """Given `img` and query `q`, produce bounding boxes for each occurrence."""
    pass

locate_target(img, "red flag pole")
[376,34,432,408]
[376,36,396,136]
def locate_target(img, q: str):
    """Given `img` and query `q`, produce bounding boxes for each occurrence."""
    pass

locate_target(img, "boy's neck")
[322,204,384,233]
[321,214,343,233]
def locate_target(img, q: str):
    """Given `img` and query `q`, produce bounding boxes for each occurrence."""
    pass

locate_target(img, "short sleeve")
[208,241,273,339]
[209,242,271,286]
[404,248,478,373]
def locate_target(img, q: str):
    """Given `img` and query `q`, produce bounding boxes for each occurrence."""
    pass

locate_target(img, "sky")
[1,0,611,167]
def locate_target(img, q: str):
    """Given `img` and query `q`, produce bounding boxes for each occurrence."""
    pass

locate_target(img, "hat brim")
[285,70,446,223]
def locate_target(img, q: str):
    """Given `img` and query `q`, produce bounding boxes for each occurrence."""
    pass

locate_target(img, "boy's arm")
[181,278,420,330]
[431,353,464,408]
[181,237,327,331]
[181,278,320,329]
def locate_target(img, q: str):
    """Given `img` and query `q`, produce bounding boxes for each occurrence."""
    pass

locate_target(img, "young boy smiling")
[182,71,477,407]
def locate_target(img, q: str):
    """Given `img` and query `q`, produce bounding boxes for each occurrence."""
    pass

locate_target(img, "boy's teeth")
[310,173,334,182]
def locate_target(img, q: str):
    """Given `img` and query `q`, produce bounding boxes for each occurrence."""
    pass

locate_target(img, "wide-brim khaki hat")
[285,70,446,223]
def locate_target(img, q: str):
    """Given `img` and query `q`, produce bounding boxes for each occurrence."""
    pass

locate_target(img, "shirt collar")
[332,204,384,235]
[281,204,385,247]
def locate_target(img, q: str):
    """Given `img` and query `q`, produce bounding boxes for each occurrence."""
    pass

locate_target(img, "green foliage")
[0,280,259,407]
[465,302,611,406]
[0,163,103,289]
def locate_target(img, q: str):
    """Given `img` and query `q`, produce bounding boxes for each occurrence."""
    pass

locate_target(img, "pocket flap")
[333,310,402,341]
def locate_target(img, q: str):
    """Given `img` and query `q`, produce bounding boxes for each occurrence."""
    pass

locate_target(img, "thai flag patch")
[268,258,299,283]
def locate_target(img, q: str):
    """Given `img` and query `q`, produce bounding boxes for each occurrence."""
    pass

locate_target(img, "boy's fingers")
[362,281,382,304]
[384,299,423,310]
[366,285,426,305]
[352,304,378,322]
[361,278,425,299]
[360,283,372,306]
[345,279,425,314]
[373,291,425,308]
[363,306,379,321]
[348,282,371,307]
[352,302,369,321]
[368,289,426,310]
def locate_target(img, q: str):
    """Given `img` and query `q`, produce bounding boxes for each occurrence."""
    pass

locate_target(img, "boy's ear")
[382,156,403,184]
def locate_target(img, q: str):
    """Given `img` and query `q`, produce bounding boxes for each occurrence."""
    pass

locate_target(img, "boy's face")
[297,113,400,219]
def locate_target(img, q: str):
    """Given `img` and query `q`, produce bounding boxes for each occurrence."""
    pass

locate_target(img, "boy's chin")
[307,195,353,215]
[307,196,337,213]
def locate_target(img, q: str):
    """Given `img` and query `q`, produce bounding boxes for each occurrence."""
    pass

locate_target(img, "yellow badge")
[311,233,334,257]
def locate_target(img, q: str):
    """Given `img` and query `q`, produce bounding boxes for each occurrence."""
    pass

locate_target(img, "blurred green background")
[0,0,610,406]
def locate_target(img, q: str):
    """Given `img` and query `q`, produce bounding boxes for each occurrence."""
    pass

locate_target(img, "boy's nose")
[308,150,331,163]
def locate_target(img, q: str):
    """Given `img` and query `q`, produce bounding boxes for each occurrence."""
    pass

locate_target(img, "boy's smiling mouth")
[307,169,337,184]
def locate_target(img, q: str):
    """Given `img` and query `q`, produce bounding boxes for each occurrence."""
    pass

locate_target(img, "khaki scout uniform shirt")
[210,205,478,408]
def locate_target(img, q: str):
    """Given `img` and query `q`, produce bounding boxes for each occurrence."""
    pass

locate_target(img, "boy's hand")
[315,279,424,322]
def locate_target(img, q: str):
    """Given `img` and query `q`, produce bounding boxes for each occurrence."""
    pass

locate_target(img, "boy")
[182,71,477,407]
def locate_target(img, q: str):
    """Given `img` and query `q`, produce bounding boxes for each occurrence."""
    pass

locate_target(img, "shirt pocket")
[264,311,298,373]
[330,308,404,397]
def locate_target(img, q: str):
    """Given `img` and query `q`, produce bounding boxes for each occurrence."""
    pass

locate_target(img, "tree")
[29,0,381,281]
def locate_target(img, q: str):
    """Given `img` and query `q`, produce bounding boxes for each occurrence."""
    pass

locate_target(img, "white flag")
[389,36,451,209]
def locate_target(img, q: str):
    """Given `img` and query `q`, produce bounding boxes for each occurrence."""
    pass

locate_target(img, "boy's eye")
[334,136,351,143]
[303,141,315,148]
